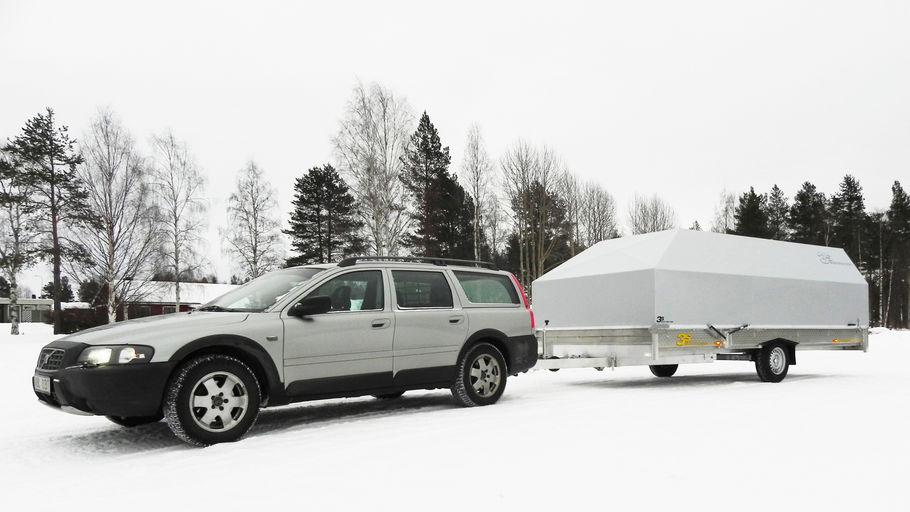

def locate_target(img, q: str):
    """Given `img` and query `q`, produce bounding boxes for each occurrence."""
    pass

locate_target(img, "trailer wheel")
[649,364,678,378]
[755,342,789,382]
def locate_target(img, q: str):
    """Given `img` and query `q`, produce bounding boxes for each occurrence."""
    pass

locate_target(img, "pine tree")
[764,184,790,240]
[3,108,97,334]
[400,112,473,257]
[284,164,364,265]
[788,181,829,246]
[690,220,702,231]
[732,187,770,238]
[886,181,910,328]
[436,175,476,259]
[830,175,867,267]
[41,276,74,302]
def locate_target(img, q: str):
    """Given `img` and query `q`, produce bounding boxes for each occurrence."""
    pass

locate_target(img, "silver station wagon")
[33,257,538,445]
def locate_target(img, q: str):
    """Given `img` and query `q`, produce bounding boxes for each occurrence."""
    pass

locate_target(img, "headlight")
[77,346,154,366]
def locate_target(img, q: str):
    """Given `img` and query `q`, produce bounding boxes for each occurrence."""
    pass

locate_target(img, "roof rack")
[337,256,498,270]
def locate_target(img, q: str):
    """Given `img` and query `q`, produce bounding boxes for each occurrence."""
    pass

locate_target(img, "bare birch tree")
[151,131,206,311]
[560,171,583,256]
[485,191,507,258]
[579,181,619,245]
[225,161,282,280]
[70,110,161,323]
[460,124,495,261]
[502,141,568,284]
[333,82,413,256]
[711,189,736,233]
[628,194,677,234]
[0,151,41,334]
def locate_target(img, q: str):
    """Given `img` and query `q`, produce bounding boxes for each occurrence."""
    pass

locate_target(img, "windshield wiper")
[196,305,238,312]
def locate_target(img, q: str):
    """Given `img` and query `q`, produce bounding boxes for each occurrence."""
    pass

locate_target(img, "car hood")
[59,312,250,347]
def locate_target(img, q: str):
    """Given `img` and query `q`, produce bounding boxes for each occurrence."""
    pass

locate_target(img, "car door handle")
[449,316,464,325]
[371,319,390,329]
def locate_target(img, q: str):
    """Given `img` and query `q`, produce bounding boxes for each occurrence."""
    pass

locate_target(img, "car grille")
[37,348,66,371]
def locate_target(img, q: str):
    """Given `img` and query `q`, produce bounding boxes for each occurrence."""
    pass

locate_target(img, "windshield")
[199,267,327,312]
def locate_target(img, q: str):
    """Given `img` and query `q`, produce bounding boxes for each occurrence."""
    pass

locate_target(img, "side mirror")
[289,295,332,317]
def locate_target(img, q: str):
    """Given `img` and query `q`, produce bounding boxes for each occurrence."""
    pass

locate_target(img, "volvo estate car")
[32,257,538,445]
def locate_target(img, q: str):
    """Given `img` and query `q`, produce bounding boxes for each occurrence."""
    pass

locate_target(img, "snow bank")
[0,326,907,512]
[62,302,91,310]
[0,322,57,339]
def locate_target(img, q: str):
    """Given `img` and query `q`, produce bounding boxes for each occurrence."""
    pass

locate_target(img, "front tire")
[164,355,261,446]
[452,343,507,407]
[755,342,789,382]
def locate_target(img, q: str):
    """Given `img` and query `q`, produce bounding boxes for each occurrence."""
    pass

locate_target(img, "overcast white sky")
[2,0,908,290]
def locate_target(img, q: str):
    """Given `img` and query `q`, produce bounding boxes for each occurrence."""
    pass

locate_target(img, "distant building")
[0,298,53,323]
[122,281,239,317]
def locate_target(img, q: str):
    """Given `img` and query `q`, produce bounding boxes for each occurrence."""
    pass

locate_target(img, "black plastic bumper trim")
[35,361,176,417]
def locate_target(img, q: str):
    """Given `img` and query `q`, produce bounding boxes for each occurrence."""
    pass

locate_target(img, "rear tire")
[164,354,261,446]
[452,343,507,407]
[756,342,789,382]
[106,413,163,427]
[649,364,678,378]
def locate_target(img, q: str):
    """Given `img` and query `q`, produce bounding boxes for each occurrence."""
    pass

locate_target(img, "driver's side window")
[306,270,384,312]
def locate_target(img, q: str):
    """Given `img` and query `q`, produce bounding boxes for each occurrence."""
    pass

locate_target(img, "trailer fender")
[757,338,797,366]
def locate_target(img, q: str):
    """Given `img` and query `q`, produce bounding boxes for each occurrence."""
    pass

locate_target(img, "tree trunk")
[9,276,19,335]
[884,260,894,328]
[106,280,116,324]
[173,228,181,312]
[878,225,883,327]
[51,215,62,335]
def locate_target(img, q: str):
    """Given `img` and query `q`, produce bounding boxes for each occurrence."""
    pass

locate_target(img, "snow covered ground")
[1,323,907,511]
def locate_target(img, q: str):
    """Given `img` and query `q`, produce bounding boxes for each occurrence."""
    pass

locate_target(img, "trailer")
[531,230,868,381]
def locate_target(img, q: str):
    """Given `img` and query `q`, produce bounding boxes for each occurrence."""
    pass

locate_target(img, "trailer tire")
[756,342,789,382]
[451,343,507,407]
[649,364,678,378]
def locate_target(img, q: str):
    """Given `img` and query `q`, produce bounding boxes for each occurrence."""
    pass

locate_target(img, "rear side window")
[453,271,520,304]
[392,271,453,308]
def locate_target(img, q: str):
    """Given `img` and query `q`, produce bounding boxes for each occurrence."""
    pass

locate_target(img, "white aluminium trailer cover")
[531,229,869,330]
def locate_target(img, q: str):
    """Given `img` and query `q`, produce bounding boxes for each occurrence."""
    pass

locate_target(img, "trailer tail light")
[510,273,535,329]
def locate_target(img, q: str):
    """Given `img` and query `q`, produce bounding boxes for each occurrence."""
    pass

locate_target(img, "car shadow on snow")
[568,372,835,389]
[46,393,462,455]
[248,394,458,438]
[46,421,186,455]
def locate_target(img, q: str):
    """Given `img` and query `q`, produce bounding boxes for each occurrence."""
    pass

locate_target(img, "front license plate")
[33,374,51,395]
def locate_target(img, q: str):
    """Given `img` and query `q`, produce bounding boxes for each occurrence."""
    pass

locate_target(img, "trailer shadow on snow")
[566,372,839,390]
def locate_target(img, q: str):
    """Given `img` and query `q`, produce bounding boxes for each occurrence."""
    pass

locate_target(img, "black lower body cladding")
[504,334,538,373]
[36,362,176,417]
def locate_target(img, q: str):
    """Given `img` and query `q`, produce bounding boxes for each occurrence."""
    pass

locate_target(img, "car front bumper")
[34,340,176,418]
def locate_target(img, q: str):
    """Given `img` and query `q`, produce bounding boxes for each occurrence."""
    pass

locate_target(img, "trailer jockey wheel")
[756,342,789,383]
[649,364,678,378]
